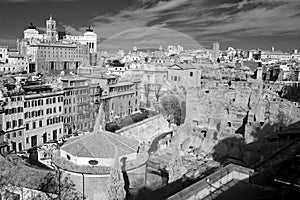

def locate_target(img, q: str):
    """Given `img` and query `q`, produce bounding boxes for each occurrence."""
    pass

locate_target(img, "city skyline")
[0,0,300,51]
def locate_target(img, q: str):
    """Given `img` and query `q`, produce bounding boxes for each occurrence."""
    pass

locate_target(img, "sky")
[0,0,300,51]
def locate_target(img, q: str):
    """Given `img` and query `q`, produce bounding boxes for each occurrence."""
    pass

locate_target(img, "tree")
[154,84,162,102]
[106,148,126,200]
[144,83,151,108]
[0,155,83,200]
[160,94,181,125]
[94,102,106,131]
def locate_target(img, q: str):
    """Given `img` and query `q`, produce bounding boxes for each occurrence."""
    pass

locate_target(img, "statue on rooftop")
[28,22,36,29]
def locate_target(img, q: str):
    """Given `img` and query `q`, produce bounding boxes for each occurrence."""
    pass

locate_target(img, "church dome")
[83,31,97,36]
[24,28,39,34]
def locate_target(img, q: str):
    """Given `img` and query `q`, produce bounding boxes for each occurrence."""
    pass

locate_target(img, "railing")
[167,164,254,200]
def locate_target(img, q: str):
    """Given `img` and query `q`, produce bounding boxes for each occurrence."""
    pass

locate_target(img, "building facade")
[0,53,28,74]
[0,92,25,153]
[28,43,89,74]
[0,83,66,153]
[23,88,64,149]
[167,63,202,88]
[60,77,101,134]
[101,81,141,121]
[18,15,96,73]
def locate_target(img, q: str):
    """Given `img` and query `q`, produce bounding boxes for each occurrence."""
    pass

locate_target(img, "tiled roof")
[61,130,139,158]
[169,63,196,70]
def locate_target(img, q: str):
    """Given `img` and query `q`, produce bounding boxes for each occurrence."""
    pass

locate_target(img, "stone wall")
[185,80,300,142]
[62,161,147,200]
[116,114,172,144]
[180,80,300,165]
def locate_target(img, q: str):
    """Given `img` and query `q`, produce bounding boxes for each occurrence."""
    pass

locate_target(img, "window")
[190,71,193,77]
[53,107,56,113]
[53,97,56,103]
[88,160,98,166]
[39,120,43,127]
[6,133,10,139]
[13,132,16,137]
[26,123,29,130]
[26,137,29,144]
[59,106,62,112]
[19,131,22,136]
[12,120,17,128]
[18,119,23,126]
[174,76,177,81]
[32,122,36,129]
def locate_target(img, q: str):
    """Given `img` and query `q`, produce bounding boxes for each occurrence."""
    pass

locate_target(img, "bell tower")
[46,15,57,42]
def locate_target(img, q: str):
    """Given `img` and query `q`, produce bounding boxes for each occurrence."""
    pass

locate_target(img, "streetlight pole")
[82,173,85,200]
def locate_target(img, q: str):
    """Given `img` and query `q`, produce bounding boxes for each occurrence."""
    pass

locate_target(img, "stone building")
[0,90,25,153]
[60,76,101,134]
[65,26,97,53]
[18,15,95,74]
[101,81,141,121]
[52,115,148,200]
[25,42,89,74]
[0,53,28,74]
[23,85,64,149]
[0,82,66,152]
[22,16,97,53]
[167,63,202,89]
[0,46,8,63]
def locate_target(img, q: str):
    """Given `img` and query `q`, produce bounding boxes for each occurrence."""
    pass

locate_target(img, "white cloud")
[64,0,300,49]
[199,3,300,36]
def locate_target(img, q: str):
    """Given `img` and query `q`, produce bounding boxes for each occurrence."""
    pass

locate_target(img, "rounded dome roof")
[84,31,97,36]
[24,28,39,34]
